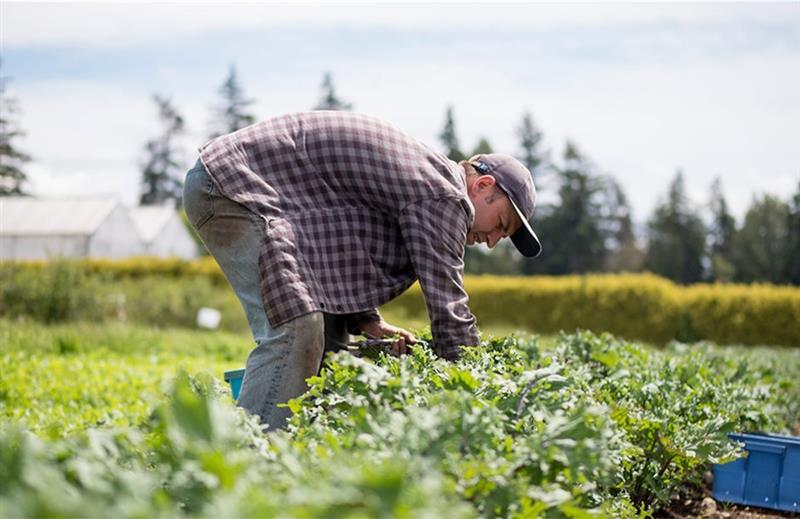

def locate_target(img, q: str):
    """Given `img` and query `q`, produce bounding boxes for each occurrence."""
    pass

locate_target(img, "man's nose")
[487,231,501,248]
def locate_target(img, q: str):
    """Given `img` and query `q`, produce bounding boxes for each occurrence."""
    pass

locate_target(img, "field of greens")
[2,317,799,517]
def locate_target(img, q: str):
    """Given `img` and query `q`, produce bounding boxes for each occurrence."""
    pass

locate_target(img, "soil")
[658,476,799,518]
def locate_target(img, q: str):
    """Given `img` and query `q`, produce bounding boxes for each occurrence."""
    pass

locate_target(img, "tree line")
[1,62,798,285]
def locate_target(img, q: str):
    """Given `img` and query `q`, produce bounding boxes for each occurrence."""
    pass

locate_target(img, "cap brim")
[508,198,542,258]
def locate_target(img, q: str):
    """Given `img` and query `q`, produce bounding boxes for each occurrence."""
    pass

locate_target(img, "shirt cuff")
[343,309,382,335]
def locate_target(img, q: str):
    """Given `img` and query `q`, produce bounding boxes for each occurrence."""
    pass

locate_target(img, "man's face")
[466,175,521,249]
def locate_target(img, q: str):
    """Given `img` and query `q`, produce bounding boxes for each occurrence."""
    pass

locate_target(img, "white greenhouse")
[0,197,198,260]
[129,205,198,259]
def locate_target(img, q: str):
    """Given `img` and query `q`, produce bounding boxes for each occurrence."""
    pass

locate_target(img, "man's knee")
[291,312,326,374]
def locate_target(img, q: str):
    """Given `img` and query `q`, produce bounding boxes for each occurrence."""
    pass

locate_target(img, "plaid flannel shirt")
[199,111,480,359]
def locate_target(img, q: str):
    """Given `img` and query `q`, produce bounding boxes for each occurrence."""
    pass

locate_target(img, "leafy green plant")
[0,260,108,323]
[0,329,794,517]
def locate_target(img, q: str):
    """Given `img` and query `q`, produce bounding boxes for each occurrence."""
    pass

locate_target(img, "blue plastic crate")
[224,368,245,400]
[713,432,800,513]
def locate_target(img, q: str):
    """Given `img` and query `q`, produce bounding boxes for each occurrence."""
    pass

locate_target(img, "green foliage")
[464,241,522,275]
[602,180,643,273]
[523,142,627,276]
[313,71,353,111]
[516,111,546,174]
[731,194,792,284]
[0,59,31,196]
[5,260,799,346]
[111,275,247,331]
[0,318,251,358]
[3,328,795,517]
[208,63,256,139]
[470,137,493,156]
[439,105,466,162]
[0,320,248,437]
[707,177,736,282]
[140,94,185,207]
[0,261,249,332]
[1,372,473,518]
[0,260,108,323]
[386,274,800,347]
[557,333,777,508]
[788,181,800,285]
[644,171,707,284]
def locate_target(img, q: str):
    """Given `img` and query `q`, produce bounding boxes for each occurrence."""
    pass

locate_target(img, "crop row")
[2,328,798,517]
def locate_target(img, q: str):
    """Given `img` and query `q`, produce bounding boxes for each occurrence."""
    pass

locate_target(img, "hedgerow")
[3,260,798,345]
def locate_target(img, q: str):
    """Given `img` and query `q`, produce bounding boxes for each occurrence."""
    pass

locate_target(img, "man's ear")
[475,175,496,192]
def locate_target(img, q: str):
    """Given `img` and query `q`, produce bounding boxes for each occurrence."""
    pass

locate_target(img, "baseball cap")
[469,153,542,258]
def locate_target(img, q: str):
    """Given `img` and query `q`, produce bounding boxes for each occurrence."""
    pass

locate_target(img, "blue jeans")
[182,159,349,431]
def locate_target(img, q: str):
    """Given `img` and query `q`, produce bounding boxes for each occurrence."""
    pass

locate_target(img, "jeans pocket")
[183,161,215,230]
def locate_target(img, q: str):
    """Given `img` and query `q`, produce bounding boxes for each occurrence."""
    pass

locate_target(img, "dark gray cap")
[469,153,542,258]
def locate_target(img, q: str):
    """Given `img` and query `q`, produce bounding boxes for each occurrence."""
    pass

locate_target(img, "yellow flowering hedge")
[383,273,800,346]
[6,256,227,283]
[3,259,799,345]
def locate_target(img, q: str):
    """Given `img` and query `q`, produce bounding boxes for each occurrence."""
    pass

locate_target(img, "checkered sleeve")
[398,197,480,360]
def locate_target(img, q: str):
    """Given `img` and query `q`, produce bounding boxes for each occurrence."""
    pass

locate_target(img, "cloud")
[5,2,799,225]
[324,50,800,222]
[16,80,183,205]
[4,2,799,48]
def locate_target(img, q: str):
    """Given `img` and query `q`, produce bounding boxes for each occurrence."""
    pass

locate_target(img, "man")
[183,111,541,430]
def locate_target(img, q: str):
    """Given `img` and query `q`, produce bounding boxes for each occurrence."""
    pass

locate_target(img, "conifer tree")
[438,106,465,162]
[522,142,609,275]
[313,72,353,111]
[644,171,707,284]
[209,64,256,139]
[602,179,643,272]
[730,194,790,283]
[471,138,493,156]
[707,177,737,281]
[0,61,31,196]
[786,180,800,285]
[140,95,185,207]
[516,111,545,174]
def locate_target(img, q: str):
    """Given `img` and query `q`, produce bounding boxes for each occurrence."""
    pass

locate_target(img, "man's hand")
[360,319,417,357]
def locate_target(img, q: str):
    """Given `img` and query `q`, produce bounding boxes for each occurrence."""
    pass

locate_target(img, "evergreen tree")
[522,141,609,275]
[438,106,465,162]
[602,179,643,272]
[786,180,800,285]
[0,61,31,196]
[140,95,186,207]
[644,171,706,284]
[471,138,493,156]
[707,177,737,282]
[209,64,256,139]
[516,111,546,174]
[313,72,353,111]
[464,241,521,275]
[730,194,790,284]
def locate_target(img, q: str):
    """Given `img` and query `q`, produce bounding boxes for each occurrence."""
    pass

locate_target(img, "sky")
[2,1,799,225]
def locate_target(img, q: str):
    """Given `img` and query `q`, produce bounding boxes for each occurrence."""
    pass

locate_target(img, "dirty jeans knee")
[237,312,325,431]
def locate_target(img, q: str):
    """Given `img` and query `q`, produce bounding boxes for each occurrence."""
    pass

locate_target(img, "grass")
[0,316,553,437]
[2,317,798,437]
